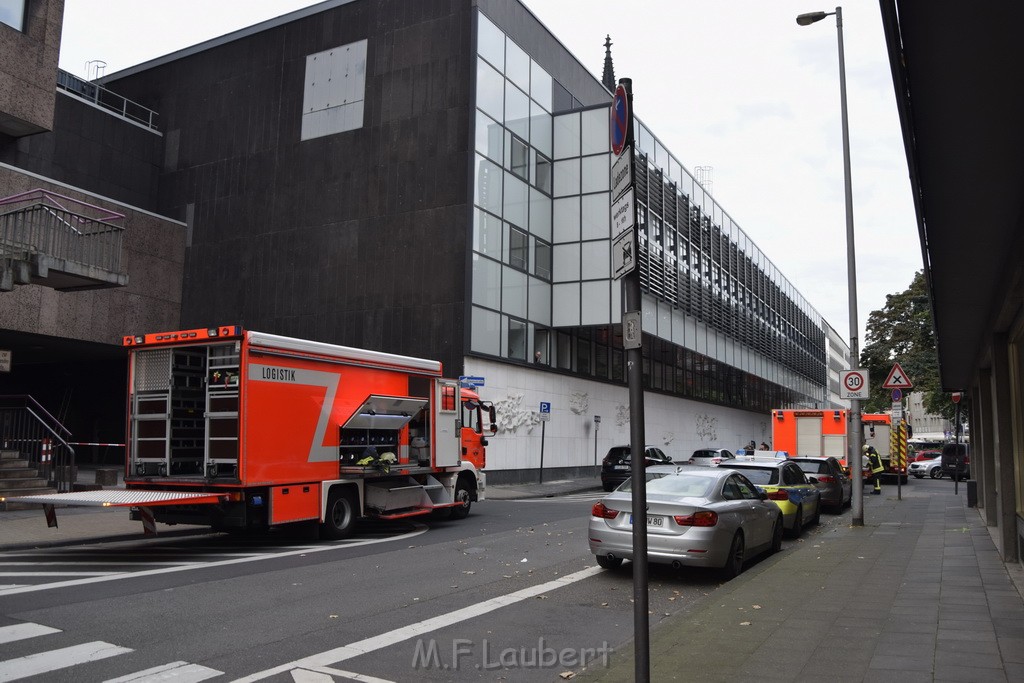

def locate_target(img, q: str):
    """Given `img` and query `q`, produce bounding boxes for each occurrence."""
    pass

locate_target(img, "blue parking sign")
[539,402,551,413]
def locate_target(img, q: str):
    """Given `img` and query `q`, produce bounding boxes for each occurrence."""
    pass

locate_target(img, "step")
[1,450,23,460]
[0,477,48,489]
[1,487,57,511]
[0,458,30,469]
[0,468,39,479]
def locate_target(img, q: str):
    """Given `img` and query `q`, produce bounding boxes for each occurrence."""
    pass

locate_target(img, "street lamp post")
[797,6,865,525]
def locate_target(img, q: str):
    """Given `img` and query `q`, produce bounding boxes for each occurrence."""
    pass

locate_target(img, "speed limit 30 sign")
[840,369,870,399]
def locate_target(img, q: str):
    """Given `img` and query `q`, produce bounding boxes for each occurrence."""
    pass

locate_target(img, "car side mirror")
[807,476,818,484]
[759,491,768,501]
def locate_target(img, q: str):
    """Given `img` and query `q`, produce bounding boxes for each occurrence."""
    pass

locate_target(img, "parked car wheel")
[929,467,942,479]
[787,506,803,539]
[720,532,745,579]
[596,554,623,570]
[811,501,821,527]
[770,516,784,554]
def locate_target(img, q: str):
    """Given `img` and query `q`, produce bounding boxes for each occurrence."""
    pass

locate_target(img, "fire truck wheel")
[449,476,474,520]
[321,488,357,540]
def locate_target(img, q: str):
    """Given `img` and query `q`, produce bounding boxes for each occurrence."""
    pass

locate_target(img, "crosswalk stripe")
[104,661,222,682]
[0,641,132,682]
[0,623,61,645]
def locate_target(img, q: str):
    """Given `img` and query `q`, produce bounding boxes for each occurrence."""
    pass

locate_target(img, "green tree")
[860,270,954,420]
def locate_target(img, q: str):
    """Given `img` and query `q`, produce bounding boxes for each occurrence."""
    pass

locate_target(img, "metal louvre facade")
[634,151,828,392]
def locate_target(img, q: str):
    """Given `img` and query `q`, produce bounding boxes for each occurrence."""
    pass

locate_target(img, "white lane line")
[0,586,27,591]
[0,572,120,577]
[294,666,395,682]
[0,561,201,567]
[236,566,604,682]
[0,526,428,597]
[104,661,223,682]
[0,641,132,682]
[0,623,61,645]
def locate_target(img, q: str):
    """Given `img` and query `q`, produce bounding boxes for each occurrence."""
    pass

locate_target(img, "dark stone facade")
[103,0,477,375]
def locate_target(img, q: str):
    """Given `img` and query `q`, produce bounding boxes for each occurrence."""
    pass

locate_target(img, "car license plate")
[614,465,629,471]
[629,515,663,527]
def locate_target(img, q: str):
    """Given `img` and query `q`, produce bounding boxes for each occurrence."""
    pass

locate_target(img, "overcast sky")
[57,0,920,347]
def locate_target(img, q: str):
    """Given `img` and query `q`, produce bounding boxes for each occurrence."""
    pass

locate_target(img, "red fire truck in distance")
[771,409,907,482]
[8,326,496,539]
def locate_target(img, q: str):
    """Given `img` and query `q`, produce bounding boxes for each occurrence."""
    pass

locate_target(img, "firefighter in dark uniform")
[864,445,884,494]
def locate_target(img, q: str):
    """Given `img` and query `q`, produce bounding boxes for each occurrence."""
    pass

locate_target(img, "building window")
[533,239,551,280]
[0,0,25,31]
[535,153,552,194]
[509,226,528,271]
[507,318,527,360]
[510,135,529,181]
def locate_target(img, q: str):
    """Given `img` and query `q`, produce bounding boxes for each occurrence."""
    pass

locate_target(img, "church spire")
[602,34,616,91]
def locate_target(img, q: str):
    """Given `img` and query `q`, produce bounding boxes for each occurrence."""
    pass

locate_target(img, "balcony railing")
[0,189,128,291]
[56,69,159,131]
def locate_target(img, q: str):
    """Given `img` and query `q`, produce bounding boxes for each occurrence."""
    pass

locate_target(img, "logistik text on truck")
[5,326,497,539]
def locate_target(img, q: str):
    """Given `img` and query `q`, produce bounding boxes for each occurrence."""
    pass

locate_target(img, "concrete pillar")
[991,334,1018,562]
[974,371,992,514]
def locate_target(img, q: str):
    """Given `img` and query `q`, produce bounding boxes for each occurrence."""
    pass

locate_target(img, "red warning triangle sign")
[882,362,913,389]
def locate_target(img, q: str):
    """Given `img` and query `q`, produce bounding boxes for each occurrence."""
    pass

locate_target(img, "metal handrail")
[0,395,76,492]
[56,69,159,131]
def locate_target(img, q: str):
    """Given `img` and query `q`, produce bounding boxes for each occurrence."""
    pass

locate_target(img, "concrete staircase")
[0,449,54,510]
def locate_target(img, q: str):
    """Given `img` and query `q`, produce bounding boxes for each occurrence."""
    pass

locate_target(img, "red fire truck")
[6,326,496,538]
[771,409,907,481]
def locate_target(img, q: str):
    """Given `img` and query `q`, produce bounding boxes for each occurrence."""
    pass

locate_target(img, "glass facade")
[470,10,828,410]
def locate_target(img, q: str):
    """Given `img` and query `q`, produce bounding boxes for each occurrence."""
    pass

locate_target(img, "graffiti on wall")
[493,392,541,433]
[569,392,589,415]
[695,413,718,442]
[615,403,630,427]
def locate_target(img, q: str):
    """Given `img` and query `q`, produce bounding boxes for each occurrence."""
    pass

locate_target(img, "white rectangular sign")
[611,188,635,234]
[839,369,869,399]
[0,349,10,373]
[610,150,632,201]
[612,228,636,280]
[891,402,903,422]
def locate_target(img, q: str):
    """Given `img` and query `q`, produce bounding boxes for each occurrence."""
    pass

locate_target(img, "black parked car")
[940,443,970,481]
[600,445,673,491]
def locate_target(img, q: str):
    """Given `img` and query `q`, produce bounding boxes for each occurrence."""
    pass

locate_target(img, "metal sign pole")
[615,77,650,683]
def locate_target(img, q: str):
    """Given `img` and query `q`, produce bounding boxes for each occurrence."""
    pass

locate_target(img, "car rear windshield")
[691,450,719,458]
[734,467,778,485]
[795,461,829,474]
[620,474,713,497]
[606,447,632,460]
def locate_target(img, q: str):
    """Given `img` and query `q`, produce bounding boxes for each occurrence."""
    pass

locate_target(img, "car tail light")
[816,475,835,483]
[673,511,718,527]
[592,502,619,519]
[766,490,790,501]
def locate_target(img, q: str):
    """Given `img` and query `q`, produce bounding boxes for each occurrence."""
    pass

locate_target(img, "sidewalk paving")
[4,471,1023,683]
[584,481,1024,682]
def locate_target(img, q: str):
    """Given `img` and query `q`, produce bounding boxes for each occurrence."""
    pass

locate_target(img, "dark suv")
[940,443,970,481]
[600,445,673,491]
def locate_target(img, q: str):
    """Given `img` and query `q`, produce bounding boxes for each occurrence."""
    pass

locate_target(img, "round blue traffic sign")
[891,388,903,402]
[610,84,629,156]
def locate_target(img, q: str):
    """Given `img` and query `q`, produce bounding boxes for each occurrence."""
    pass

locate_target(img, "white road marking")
[0,561,201,567]
[235,566,604,682]
[104,661,223,682]
[0,572,119,577]
[294,666,395,682]
[0,526,428,597]
[0,623,60,645]
[0,641,132,681]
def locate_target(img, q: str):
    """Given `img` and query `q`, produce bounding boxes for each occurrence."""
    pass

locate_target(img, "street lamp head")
[796,11,831,26]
